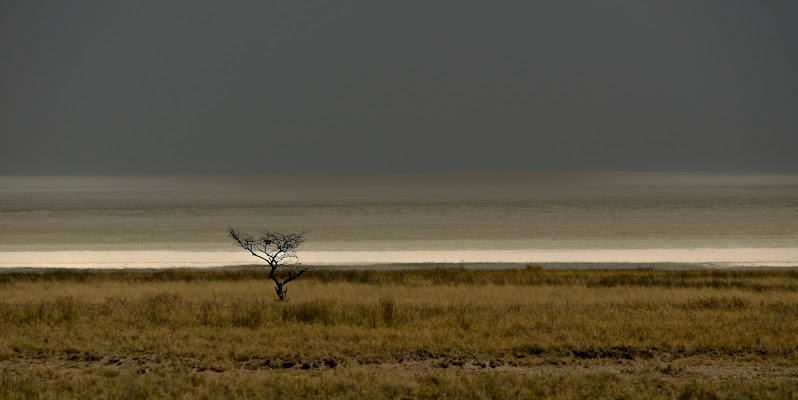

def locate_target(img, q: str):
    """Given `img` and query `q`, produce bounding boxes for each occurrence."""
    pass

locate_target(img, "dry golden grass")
[1,267,798,399]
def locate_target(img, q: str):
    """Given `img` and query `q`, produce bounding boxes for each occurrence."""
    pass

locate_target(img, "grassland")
[1,266,798,399]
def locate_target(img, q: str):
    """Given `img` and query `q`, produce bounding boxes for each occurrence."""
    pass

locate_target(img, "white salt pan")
[1,247,797,269]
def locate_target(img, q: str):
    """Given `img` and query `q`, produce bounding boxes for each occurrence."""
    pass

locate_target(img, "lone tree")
[228,227,307,301]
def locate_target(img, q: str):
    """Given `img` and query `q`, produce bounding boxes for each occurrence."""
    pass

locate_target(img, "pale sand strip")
[1,248,797,269]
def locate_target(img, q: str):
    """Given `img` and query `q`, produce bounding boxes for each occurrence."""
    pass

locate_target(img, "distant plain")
[2,172,797,268]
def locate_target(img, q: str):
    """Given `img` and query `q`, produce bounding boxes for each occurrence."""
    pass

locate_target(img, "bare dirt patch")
[2,354,797,383]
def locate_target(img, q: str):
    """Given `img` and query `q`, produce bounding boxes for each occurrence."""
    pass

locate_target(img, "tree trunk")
[275,283,287,301]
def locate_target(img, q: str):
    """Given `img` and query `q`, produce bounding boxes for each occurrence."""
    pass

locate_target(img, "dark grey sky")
[2,1,797,175]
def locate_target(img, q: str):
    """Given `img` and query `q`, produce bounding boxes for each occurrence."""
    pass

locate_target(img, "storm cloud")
[2,1,797,175]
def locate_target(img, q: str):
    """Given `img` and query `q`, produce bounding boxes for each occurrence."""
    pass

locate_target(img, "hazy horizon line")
[4,168,798,179]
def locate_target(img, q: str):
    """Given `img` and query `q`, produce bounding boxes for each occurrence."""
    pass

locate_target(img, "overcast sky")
[1,1,797,175]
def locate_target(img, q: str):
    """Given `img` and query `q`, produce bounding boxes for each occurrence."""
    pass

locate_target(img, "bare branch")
[280,268,307,286]
[228,227,272,264]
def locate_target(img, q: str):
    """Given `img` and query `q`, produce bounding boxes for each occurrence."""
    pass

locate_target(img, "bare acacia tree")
[228,227,307,301]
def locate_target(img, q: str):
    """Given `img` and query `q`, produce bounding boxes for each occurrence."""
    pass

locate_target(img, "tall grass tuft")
[281,300,334,325]
[138,293,182,325]
[379,297,396,326]
[684,296,750,310]
[231,299,266,328]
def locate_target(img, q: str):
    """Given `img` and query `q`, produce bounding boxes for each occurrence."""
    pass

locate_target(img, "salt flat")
[2,247,797,269]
